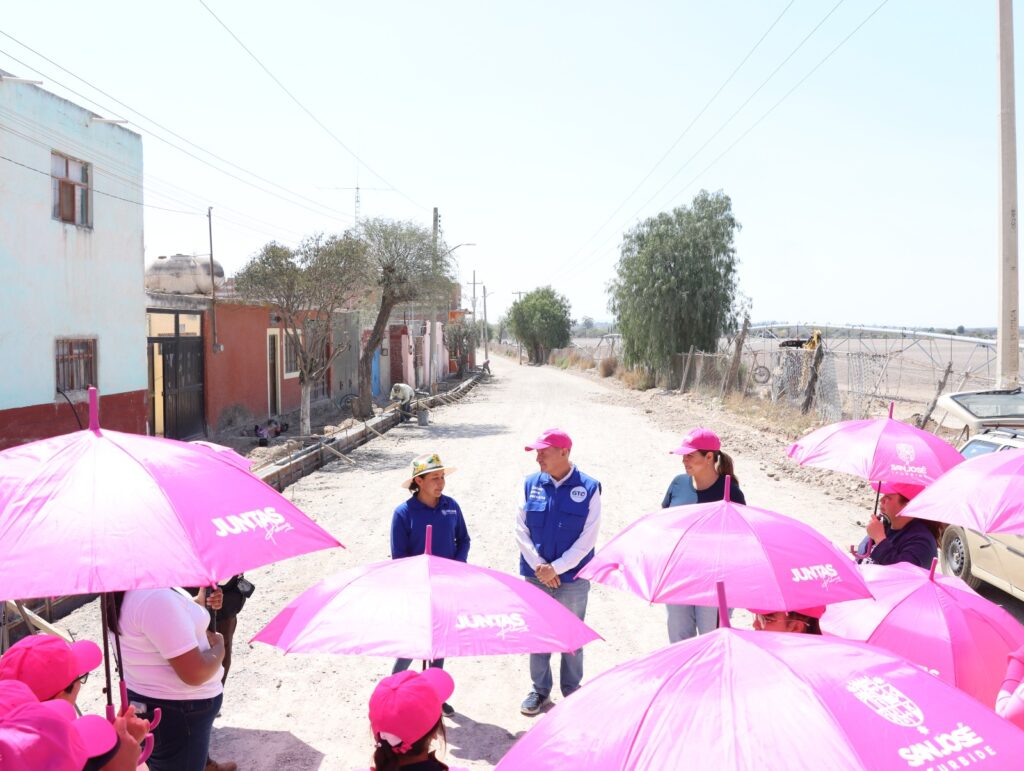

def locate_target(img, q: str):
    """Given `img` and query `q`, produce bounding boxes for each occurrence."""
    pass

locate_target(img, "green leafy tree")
[235,233,369,435]
[354,218,455,418]
[507,286,572,363]
[444,317,479,378]
[608,190,740,374]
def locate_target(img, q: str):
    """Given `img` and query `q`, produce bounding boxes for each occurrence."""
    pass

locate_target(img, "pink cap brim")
[70,640,102,679]
[73,714,118,758]
[418,667,455,704]
[669,444,700,455]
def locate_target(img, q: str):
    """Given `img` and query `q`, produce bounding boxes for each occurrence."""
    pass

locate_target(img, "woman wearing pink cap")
[663,427,745,643]
[860,482,939,570]
[366,668,465,771]
[750,607,824,635]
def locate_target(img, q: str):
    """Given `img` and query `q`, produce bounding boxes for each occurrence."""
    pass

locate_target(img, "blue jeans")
[666,604,731,643]
[526,577,589,697]
[127,689,222,771]
[393,657,445,673]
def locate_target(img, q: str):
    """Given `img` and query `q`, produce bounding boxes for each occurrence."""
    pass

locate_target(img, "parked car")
[935,388,1024,601]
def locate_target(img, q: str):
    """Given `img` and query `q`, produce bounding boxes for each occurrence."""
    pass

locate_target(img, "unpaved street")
[65,353,1016,769]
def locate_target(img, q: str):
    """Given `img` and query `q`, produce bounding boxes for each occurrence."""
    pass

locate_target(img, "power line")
[196,0,427,213]
[0,44,355,224]
[0,152,200,213]
[551,0,852,282]
[0,117,310,240]
[561,0,798,266]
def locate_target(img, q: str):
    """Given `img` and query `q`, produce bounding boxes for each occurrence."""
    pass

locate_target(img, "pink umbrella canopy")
[820,560,1024,705]
[901,447,1024,533]
[577,493,872,611]
[495,627,1024,770]
[787,404,963,485]
[252,553,601,659]
[0,389,343,598]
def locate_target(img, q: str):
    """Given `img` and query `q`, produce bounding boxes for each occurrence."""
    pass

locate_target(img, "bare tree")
[353,218,454,419]
[235,233,368,434]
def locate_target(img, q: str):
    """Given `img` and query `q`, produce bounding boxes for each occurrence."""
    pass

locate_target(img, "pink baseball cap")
[525,428,572,451]
[871,481,925,501]
[0,680,117,769]
[749,606,826,620]
[369,668,455,753]
[0,634,102,701]
[670,427,721,455]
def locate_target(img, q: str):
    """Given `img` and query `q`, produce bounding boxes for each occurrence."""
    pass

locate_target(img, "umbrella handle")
[928,557,938,581]
[138,733,155,766]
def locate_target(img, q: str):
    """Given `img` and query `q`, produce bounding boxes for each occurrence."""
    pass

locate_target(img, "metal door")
[161,337,205,439]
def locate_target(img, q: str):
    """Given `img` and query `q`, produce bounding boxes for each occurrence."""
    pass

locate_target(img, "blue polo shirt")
[391,494,470,562]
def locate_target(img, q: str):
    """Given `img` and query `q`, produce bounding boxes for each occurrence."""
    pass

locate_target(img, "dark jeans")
[127,689,222,771]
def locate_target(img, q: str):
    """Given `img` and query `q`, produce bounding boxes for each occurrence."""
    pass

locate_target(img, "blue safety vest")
[520,467,601,582]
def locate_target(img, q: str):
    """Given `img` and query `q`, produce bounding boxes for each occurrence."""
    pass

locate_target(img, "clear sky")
[1,1,1020,328]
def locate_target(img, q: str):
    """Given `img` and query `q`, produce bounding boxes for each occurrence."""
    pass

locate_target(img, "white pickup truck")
[936,387,1024,601]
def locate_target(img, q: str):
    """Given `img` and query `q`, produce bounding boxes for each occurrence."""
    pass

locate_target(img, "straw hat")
[401,453,457,489]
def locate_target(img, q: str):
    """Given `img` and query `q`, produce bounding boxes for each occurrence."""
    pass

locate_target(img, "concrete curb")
[256,373,485,491]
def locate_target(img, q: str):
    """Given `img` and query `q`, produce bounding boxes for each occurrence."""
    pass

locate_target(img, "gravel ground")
[64,352,1023,769]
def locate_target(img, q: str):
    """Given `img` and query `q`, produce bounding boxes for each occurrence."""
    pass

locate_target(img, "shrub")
[599,356,617,377]
[621,367,654,390]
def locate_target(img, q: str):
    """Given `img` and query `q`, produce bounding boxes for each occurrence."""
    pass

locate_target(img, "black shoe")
[520,691,550,716]
[442,702,454,717]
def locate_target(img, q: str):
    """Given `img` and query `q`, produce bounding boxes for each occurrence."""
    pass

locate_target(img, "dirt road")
[66,353,1015,769]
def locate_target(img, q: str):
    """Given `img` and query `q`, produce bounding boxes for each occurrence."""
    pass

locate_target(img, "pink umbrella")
[577,486,871,611]
[820,559,1024,705]
[495,624,1024,769]
[253,536,600,658]
[901,448,1024,533]
[787,403,963,486]
[0,388,343,722]
[252,556,601,658]
[0,389,343,599]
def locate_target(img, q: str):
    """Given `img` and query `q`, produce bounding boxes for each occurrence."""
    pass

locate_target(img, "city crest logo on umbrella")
[212,507,295,543]
[847,676,999,769]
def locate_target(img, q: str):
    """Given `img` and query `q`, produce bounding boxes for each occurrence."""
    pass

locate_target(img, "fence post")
[722,316,750,398]
[918,361,954,429]
[801,346,825,414]
[694,353,706,392]
[679,345,695,392]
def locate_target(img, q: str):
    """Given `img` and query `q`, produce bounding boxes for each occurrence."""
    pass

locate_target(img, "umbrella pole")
[928,557,938,581]
[100,593,115,722]
[715,582,731,629]
[112,621,128,714]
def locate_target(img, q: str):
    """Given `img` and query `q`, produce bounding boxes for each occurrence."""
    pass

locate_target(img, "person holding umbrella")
[104,586,233,771]
[662,428,745,643]
[516,428,601,716]
[391,453,470,716]
[861,482,938,569]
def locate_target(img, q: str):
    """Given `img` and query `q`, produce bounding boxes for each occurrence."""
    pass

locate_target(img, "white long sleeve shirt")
[515,464,602,575]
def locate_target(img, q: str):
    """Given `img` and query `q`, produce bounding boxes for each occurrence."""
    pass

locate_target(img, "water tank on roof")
[145,253,225,295]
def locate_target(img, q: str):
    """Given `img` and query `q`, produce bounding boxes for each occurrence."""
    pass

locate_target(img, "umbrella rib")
[105,433,217,584]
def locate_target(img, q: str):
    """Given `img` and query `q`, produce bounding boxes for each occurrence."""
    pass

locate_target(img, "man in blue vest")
[515,428,601,716]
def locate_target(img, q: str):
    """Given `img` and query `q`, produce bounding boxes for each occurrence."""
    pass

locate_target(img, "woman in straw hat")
[390,453,471,716]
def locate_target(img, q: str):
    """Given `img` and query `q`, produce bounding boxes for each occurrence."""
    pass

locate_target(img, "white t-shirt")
[113,588,224,700]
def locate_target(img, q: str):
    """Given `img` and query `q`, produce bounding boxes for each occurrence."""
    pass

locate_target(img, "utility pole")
[207,207,221,353]
[483,285,490,364]
[468,271,481,318]
[512,290,526,365]
[998,0,1021,387]
[429,207,439,392]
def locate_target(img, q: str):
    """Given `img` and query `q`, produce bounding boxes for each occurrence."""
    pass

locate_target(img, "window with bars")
[284,332,301,376]
[51,152,91,226]
[55,338,96,393]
